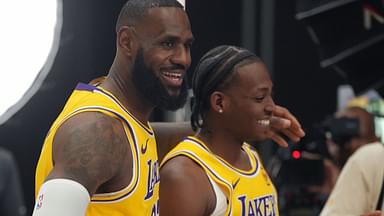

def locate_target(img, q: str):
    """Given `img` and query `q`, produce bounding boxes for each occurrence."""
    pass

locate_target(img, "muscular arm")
[160,156,216,216]
[48,111,130,196]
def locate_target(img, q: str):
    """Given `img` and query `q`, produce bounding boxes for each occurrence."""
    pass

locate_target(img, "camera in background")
[268,116,360,215]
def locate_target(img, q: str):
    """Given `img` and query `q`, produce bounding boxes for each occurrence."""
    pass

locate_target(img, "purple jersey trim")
[75,83,98,91]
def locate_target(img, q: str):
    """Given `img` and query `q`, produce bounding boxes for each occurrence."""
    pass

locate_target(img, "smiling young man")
[160,45,291,216]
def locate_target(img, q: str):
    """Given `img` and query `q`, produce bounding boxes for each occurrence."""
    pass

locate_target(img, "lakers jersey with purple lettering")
[161,136,279,216]
[35,81,160,216]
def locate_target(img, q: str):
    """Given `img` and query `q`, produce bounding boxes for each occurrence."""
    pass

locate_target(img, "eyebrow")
[256,85,272,91]
[161,34,195,45]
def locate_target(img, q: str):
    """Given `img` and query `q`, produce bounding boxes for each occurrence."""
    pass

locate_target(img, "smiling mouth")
[256,119,270,127]
[161,71,183,87]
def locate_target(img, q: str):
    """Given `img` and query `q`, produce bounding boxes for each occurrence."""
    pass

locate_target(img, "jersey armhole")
[206,174,228,216]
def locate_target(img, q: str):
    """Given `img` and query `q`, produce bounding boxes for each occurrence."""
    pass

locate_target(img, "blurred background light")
[0,0,62,124]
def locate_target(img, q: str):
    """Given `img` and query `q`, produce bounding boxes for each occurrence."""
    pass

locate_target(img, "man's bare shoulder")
[50,111,130,194]
[161,156,205,181]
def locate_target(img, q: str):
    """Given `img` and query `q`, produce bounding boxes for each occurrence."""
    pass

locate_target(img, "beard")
[132,49,188,111]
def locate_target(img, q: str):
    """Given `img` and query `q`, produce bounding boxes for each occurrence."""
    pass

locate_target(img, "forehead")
[136,7,193,39]
[232,62,272,91]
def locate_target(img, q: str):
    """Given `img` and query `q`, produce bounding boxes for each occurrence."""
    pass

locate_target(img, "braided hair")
[191,45,261,131]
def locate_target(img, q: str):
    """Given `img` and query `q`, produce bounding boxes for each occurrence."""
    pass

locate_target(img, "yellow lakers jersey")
[161,136,279,216]
[35,82,160,216]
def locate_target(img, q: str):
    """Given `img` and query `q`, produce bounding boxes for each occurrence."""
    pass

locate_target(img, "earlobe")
[211,91,226,114]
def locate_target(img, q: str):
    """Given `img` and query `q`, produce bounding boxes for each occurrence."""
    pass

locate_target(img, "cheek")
[144,58,158,71]
[243,105,265,120]
[237,106,266,129]
[144,51,167,69]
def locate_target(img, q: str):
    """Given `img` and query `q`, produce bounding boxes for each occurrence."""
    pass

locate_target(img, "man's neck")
[100,73,154,125]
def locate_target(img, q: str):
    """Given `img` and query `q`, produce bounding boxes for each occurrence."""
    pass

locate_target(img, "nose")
[170,45,191,69]
[264,97,275,116]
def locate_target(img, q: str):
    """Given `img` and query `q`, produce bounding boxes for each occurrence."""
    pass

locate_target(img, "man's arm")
[33,112,131,215]
[153,105,305,158]
[160,156,216,216]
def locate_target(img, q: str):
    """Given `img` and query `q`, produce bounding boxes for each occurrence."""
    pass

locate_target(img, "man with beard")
[32,0,304,215]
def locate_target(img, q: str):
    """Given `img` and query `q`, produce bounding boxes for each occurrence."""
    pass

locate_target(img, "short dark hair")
[190,45,262,131]
[116,0,184,32]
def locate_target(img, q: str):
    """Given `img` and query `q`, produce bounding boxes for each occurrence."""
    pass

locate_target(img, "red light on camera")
[292,150,301,159]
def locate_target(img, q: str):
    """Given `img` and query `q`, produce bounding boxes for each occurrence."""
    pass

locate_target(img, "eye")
[161,41,174,49]
[254,96,266,102]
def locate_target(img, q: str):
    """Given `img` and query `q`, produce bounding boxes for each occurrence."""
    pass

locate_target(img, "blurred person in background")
[326,106,379,168]
[0,147,26,216]
[320,106,384,215]
[270,105,382,215]
[308,106,380,197]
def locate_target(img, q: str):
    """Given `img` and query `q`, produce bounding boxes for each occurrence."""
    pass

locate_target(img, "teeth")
[257,119,270,126]
[163,72,182,79]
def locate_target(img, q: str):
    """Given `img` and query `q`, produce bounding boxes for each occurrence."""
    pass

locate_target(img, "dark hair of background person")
[0,147,26,216]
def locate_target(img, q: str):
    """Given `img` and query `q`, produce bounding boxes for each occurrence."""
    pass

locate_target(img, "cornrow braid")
[191,45,261,131]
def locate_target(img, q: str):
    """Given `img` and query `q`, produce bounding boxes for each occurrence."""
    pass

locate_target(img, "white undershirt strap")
[207,175,227,216]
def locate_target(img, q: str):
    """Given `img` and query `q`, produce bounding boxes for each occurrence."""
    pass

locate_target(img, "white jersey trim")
[207,174,228,216]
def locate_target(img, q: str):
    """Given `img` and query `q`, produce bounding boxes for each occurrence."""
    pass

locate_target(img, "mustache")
[161,64,187,71]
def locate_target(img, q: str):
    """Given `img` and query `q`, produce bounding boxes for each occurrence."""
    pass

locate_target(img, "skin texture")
[49,112,131,195]
[160,61,280,216]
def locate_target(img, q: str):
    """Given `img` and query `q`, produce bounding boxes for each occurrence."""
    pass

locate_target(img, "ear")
[117,26,136,57]
[210,91,227,114]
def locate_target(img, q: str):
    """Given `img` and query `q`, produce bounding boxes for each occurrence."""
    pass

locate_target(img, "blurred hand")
[267,105,305,147]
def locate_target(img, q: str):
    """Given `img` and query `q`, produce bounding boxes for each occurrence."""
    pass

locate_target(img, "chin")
[166,88,181,97]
